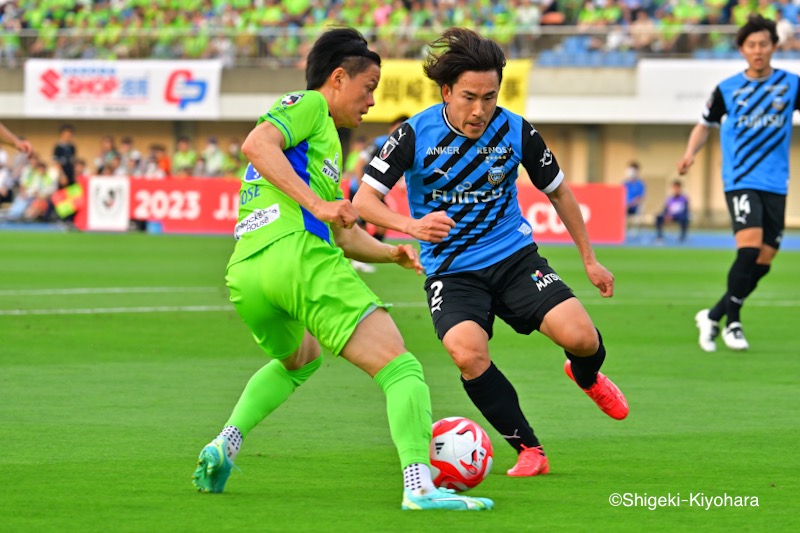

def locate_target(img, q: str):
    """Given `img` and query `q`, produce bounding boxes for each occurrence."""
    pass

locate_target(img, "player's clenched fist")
[408,210,456,243]
[315,199,358,229]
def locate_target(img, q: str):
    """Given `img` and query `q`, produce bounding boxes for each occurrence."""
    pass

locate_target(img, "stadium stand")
[1,0,799,67]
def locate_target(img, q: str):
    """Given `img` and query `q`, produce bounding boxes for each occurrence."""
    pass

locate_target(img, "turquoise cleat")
[192,436,237,493]
[401,488,494,511]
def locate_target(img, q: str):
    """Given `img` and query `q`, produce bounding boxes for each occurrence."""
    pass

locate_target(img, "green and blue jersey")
[229,90,343,267]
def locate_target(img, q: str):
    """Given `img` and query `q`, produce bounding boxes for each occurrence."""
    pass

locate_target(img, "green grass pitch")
[1,232,798,532]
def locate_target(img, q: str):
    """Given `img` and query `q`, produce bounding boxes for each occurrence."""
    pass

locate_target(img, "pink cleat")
[506,445,550,477]
[564,360,629,420]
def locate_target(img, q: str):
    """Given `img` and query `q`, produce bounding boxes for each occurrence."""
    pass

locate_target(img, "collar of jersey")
[742,68,774,82]
[441,104,467,137]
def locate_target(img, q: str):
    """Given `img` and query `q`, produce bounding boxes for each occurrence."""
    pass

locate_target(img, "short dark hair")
[736,14,778,47]
[305,27,381,91]
[59,124,74,133]
[423,28,506,89]
[390,115,410,126]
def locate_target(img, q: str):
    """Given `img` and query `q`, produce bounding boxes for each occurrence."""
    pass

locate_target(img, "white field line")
[0,286,218,296]
[0,299,797,316]
[0,286,793,301]
[0,305,232,316]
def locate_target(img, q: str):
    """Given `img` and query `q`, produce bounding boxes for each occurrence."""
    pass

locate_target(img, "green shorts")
[225,231,385,359]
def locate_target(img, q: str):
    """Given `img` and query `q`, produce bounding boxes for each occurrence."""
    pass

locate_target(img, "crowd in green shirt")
[0,0,796,67]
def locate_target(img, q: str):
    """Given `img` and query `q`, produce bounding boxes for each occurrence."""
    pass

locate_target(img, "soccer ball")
[429,417,493,491]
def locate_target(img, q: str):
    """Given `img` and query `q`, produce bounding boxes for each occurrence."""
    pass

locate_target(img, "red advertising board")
[75,176,239,234]
[516,183,625,244]
[76,177,625,244]
[129,178,239,234]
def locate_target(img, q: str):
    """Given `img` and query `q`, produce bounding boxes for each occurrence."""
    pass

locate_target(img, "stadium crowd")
[2,1,800,67]
[0,128,248,223]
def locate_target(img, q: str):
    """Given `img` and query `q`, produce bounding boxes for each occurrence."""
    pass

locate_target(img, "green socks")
[373,352,433,469]
[226,356,322,437]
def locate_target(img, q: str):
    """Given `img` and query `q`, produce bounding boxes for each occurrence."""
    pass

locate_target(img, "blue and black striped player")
[678,15,798,353]
[354,28,629,478]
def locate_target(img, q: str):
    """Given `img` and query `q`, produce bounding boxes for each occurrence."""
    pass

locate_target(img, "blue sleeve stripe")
[267,112,293,146]
[285,141,331,243]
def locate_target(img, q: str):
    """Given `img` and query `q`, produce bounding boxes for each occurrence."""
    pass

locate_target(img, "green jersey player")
[191,27,493,511]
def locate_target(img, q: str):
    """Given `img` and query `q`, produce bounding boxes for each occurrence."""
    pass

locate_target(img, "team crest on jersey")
[322,153,340,184]
[487,166,506,186]
[379,127,405,160]
[280,93,304,107]
[772,97,786,111]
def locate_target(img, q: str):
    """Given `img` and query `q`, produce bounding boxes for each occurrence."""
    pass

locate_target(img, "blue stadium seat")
[562,36,591,54]
[537,50,558,67]
[620,50,638,67]
[586,51,604,67]
[604,51,626,67]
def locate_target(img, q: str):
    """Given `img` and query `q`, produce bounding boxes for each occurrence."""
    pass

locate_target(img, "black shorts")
[724,189,786,249]
[423,244,575,340]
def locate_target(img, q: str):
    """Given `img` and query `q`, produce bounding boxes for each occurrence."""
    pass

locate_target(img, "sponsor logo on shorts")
[531,269,561,291]
[429,280,444,313]
[234,203,280,240]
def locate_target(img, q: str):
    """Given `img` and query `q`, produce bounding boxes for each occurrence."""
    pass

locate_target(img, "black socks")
[565,329,606,389]
[461,362,540,453]
[709,248,763,324]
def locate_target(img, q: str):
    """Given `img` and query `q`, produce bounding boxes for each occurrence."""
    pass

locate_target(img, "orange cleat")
[564,360,629,420]
[507,445,550,477]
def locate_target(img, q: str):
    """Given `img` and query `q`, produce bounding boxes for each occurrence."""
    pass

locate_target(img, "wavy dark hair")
[305,27,381,90]
[736,14,778,47]
[422,28,506,89]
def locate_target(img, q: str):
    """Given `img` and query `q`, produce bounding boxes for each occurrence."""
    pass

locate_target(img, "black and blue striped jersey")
[362,103,564,275]
[703,68,800,195]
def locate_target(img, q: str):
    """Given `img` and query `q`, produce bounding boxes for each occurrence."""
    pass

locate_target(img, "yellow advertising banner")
[367,59,531,122]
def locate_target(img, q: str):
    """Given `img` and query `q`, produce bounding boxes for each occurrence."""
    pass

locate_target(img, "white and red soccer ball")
[429,417,493,491]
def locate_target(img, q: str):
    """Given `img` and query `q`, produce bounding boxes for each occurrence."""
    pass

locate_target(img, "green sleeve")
[260,91,326,150]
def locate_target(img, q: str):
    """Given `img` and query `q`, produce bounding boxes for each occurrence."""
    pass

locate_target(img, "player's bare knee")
[282,332,321,370]
[563,327,600,356]
[446,346,490,378]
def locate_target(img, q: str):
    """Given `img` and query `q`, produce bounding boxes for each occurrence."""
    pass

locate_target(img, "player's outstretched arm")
[546,181,614,297]
[677,123,710,175]
[332,224,423,275]
[241,121,357,229]
[0,122,33,155]
[354,185,455,243]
